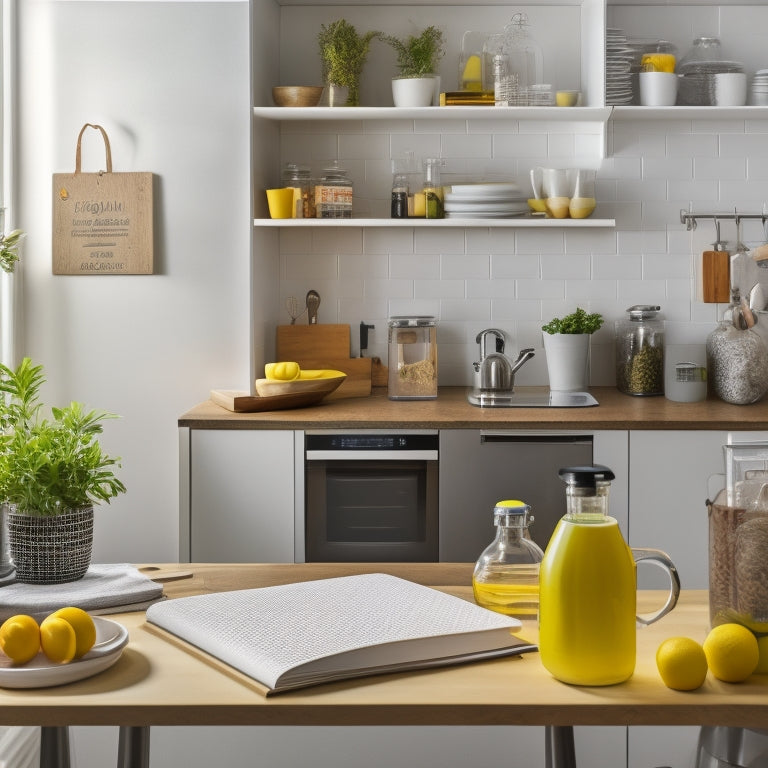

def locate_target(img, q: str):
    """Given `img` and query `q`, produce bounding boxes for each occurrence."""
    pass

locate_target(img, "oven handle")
[305,450,439,461]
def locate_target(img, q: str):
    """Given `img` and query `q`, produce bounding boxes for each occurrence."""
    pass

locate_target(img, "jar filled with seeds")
[615,305,665,396]
[387,316,438,400]
[706,314,768,404]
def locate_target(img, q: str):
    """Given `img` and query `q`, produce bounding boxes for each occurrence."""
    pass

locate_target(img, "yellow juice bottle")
[538,466,637,685]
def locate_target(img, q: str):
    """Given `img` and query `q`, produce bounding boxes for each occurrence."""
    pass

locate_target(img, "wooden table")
[16,564,768,768]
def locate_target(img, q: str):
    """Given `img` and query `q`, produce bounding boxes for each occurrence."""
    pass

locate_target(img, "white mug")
[639,71,678,106]
[715,72,747,107]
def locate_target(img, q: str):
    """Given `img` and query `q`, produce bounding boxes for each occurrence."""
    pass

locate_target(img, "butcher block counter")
[179,386,768,431]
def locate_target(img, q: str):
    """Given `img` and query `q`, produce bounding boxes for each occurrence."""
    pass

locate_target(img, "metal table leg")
[545,725,577,768]
[40,726,70,768]
[117,726,150,768]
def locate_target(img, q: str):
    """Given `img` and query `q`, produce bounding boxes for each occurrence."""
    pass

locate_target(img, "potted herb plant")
[383,25,445,107]
[317,19,380,107]
[0,357,126,584]
[541,307,604,392]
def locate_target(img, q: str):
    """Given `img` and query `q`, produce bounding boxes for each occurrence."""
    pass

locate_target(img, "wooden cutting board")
[275,325,372,399]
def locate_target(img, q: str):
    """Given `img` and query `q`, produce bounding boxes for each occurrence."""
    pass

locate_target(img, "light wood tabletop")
[3,563,766,730]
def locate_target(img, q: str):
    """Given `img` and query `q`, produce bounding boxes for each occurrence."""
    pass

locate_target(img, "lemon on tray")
[0,615,41,664]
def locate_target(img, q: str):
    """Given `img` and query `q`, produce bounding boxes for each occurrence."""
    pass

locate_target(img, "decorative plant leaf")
[542,307,604,335]
[317,20,380,106]
[382,26,445,78]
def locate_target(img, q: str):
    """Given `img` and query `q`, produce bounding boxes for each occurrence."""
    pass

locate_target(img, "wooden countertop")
[3,563,765,728]
[179,386,768,430]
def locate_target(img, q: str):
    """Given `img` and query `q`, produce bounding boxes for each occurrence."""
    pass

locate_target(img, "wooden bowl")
[271,86,324,108]
[254,373,346,399]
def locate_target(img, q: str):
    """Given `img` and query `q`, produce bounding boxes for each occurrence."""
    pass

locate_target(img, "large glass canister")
[387,316,438,400]
[472,500,544,618]
[615,305,665,396]
[314,161,353,219]
[281,162,315,219]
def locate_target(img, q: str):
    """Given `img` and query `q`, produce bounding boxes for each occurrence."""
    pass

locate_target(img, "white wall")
[16,0,251,562]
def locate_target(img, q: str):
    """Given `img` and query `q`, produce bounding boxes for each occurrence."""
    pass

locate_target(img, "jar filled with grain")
[387,316,438,400]
[615,305,665,396]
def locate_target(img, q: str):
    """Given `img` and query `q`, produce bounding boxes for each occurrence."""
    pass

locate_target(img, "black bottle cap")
[558,465,615,488]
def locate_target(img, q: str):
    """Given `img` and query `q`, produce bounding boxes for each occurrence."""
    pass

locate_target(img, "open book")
[145,573,536,694]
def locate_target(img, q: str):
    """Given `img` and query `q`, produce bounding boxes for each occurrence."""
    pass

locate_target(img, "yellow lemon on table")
[50,607,96,658]
[0,615,40,664]
[40,616,77,663]
[655,636,708,691]
[703,623,759,682]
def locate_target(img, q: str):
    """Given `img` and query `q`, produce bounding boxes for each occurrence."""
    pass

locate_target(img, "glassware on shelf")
[459,30,488,92]
[421,158,445,219]
[314,161,353,219]
[281,163,315,219]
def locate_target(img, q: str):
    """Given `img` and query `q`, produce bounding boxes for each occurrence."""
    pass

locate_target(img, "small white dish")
[0,617,128,689]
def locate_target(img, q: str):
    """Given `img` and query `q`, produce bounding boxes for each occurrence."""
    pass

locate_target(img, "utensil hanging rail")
[680,209,768,231]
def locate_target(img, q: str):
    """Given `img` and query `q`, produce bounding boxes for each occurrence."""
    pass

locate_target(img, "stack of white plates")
[443,182,529,219]
[606,28,634,105]
[752,70,768,106]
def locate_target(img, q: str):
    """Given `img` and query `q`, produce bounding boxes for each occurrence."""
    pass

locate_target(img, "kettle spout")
[510,347,535,375]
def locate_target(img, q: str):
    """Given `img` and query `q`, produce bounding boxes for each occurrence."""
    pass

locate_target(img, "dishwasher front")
[439,430,593,561]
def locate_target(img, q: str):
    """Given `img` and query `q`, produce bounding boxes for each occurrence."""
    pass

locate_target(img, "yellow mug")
[266,188,296,219]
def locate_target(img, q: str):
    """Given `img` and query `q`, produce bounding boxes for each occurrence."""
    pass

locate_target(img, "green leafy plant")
[383,25,445,78]
[317,19,380,106]
[0,357,126,516]
[542,307,604,335]
[0,228,24,274]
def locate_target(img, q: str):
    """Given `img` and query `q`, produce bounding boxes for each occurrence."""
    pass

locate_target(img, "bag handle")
[74,123,113,175]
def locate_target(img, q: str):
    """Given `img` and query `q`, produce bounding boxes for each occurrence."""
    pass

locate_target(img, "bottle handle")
[631,548,681,626]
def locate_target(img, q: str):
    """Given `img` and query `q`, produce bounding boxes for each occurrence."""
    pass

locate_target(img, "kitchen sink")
[467,389,599,408]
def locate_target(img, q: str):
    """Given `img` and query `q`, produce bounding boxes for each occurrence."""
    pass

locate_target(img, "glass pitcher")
[538,465,681,685]
[472,500,544,618]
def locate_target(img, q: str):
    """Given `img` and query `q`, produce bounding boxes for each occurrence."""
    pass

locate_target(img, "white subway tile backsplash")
[276,120,768,386]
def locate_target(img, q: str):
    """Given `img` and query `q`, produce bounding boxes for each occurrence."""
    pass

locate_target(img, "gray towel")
[0,563,165,620]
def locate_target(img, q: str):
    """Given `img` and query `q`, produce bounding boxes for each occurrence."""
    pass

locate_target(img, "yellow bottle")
[538,466,637,685]
[473,500,544,618]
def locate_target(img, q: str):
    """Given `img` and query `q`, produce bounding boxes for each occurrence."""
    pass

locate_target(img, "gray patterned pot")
[6,505,94,584]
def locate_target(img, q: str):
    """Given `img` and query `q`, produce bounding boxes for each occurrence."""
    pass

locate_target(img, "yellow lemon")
[754,635,768,675]
[40,616,77,663]
[0,615,40,664]
[655,636,708,691]
[50,607,96,658]
[703,623,759,682]
[264,362,300,381]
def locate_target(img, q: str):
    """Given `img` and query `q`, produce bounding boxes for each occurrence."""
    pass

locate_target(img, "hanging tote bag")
[52,123,154,274]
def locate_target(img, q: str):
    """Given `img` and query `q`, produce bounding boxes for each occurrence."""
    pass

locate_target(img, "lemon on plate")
[40,616,77,663]
[655,636,708,691]
[703,623,759,682]
[0,615,40,664]
[50,607,96,658]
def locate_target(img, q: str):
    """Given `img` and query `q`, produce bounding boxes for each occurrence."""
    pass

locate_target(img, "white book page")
[146,573,528,692]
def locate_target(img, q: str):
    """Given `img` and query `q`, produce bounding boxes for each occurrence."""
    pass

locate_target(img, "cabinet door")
[189,430,295,562]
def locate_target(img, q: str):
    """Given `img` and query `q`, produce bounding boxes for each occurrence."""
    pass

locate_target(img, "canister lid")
[626,305,661,320]
[558,465,615,488]
[493,499,531,515]
[388,315,437,327]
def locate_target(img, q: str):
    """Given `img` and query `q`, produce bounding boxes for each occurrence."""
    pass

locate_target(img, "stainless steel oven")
[304,430,439,562]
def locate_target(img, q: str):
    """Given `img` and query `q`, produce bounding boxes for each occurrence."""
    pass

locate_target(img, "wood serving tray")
[210,389,332,413]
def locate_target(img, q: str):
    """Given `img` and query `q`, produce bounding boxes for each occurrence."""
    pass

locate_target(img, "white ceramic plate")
[445,202,529,214]
[447,183,521,197]
[0,617,128,689]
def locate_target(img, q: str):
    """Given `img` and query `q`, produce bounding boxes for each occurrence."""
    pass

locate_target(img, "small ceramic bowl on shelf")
[272,86,324,107]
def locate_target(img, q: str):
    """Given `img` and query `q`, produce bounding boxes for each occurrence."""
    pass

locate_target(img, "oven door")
[305,455,439,562]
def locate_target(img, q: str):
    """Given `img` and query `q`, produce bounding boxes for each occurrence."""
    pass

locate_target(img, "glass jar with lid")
[615,305,665,396]
[472,500,544,618]
[281,162,315,219]
[387,316,438,400]
[314,161,353,219]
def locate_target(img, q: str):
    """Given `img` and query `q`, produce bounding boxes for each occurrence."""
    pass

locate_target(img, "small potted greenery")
[0,227,24,274]
[317,19,380,107]
[541,308,604,392]
[0,357,126,583]
[383,25,445,107]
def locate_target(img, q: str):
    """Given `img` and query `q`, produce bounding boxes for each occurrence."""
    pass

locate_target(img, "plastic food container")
[387,316,438,400]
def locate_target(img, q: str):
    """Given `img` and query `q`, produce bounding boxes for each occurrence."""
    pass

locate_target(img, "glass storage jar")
[281,163,315,219]
[615,305,665,396]
[387,316,438,400]
[472,500,544,618]
[314,161,353,219]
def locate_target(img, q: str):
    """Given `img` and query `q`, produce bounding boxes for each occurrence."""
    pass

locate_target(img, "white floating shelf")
[253,106,613,122]
[254,217,616,228]
[612,106,768,120]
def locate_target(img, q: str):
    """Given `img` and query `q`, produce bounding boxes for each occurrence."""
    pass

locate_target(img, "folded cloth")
[0,563,165,620]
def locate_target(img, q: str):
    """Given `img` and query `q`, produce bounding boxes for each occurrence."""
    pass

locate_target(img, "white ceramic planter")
[542,333,591,392]
[392,76,436,107]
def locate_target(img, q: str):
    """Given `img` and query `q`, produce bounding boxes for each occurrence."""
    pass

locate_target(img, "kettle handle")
[631,547,681,627]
